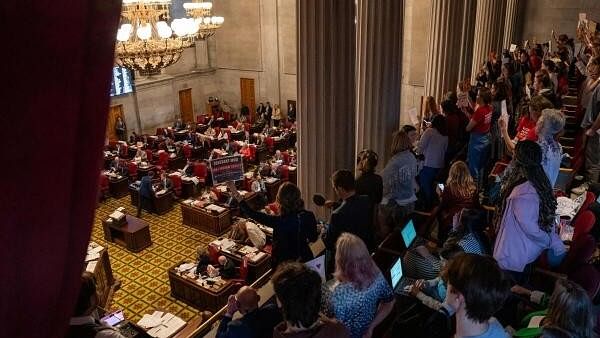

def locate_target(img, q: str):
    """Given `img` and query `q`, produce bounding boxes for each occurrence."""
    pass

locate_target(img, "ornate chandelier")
[115,0,224,76]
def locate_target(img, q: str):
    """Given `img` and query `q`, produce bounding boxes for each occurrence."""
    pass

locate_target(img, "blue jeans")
[467,132,491,186]
[419,166,440,209]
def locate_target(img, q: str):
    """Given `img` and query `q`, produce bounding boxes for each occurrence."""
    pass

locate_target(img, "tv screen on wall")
[110,66,134,97]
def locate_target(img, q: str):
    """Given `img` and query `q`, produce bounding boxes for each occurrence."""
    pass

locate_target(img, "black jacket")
[216,304,283,338]
[325,194,374,252]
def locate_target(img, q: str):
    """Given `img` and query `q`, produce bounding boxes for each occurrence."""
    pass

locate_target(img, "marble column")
[457,0,477,82]
[503,0,520,50]
[297,0,355,215]
[355,0,403,168]
[471,0,507,83]
[424,0,465,102]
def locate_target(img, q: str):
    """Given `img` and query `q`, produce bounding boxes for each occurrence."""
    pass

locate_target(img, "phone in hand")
[437,183,445,192]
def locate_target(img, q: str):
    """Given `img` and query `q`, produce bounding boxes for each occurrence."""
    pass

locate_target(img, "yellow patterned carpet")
[91,195,216,323]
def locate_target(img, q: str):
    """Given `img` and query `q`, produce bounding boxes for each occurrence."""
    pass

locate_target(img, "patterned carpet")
[91,195,216,323]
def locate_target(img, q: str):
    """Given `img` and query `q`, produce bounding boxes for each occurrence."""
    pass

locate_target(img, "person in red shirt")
[466,87,493,186]
[500,95,554,154]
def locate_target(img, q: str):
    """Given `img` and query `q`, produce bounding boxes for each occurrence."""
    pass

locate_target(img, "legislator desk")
[210,237,271,282]
[108,175,129,198]
[86,242,119,309]
[169,154,186,170]
[129,187,174,215]
[102,215,152,253]
[180,201,232,236]
[137,163,156,179]
[168,261,238,313]
[264,177,283,203]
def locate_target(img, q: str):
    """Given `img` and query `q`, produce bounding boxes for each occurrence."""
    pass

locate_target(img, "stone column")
[355,0,403,168]
[503,0,520,50]
[471,0,507,83]
[297,0,355,214]
[457,0,477,82]
[424,0,465,102]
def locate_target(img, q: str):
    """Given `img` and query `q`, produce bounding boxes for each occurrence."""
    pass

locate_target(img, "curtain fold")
[0,1,122,337]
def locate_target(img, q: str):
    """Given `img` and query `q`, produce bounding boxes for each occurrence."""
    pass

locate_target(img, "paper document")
[85,252,100,262]
[85,261,97,273]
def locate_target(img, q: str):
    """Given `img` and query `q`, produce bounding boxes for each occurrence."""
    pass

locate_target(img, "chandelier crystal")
[115,0,224,76]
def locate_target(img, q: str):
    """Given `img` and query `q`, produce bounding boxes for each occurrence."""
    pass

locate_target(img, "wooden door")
[240,78,256,122]
[179,88,194,123]
[106,105,124,142]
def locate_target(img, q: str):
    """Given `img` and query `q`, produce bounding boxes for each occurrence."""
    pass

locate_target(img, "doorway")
[240,78,256,122]
[106,105,124,142]
[178,88,194,123]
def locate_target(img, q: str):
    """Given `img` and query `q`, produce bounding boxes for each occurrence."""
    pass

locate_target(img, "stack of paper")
[138,311,186,338]
[85,252,100,262]
[206,204,225,213]
[175,262,196,273]
[265,177,278,184]
[212,238,236,251]
[109,210,125,221]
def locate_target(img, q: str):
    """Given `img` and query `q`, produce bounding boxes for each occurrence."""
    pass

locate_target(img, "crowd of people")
[71,27,600,338]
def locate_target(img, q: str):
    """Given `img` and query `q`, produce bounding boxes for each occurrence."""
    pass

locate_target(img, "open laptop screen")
[401,220,417,248]
[390,257,403,289]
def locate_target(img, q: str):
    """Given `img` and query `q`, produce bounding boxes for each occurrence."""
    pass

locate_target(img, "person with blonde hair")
[536,108,565,187]
[322,233,395,338]
[379,130,420,239]
[436,161,479,244]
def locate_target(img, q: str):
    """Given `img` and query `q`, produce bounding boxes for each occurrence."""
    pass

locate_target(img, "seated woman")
[493,140,566,283]
[227,181,318,268]
[322,233,395,338]
[499,95,554,153]
[407,243,464,311]
[512,279,594,338]
[436,161,479,244]
[444,208,490,255]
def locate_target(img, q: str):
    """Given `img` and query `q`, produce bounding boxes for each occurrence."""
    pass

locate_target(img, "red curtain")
[0,1,121,337]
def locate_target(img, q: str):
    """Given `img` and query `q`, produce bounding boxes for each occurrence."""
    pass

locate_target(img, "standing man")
[265,102,273,126]
[324,170,374,274]
[287,103,296,123]
[256,103,265,120]
[115,116,126,141]
[137,171,155,217]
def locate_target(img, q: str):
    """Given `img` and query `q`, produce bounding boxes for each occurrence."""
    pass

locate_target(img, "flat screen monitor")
[110,66,134,97]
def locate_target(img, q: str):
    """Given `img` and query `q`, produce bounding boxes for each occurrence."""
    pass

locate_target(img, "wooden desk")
[169,155,186,170]
[181,203,232,236]
[168,261,238,312]
[102,215,152,252]
[109,176,129,198]
[89,246,119,309]
[265,179,283,203]
[215,242,271,282]
[129,187,174,215]
[137,164,156,180]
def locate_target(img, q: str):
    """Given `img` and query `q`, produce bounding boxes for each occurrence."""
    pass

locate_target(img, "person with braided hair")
[493,140,566,282]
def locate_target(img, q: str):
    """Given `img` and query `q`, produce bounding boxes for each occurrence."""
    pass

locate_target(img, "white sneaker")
[572,182,589,195]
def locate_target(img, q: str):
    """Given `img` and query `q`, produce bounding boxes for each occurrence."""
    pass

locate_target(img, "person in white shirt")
[66,272,126,338]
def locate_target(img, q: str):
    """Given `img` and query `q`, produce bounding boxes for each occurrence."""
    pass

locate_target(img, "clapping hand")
[225,295,239,317]
[409,279,426,297]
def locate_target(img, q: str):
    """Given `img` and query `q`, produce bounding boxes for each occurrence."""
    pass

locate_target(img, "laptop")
[390,257,416,295]
[400,219,417,249]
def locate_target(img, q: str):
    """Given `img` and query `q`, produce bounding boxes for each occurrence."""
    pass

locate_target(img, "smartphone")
[437,183,445,192]
[101,310,125,326]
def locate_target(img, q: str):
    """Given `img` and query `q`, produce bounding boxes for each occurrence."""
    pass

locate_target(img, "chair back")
[239,256,249,282]
[280,165,289,180]
[183,144,192,159]
[208,244,220,264]
[159,151,169,166]
[265,137,274,150]
[170,174,182,196]
[573,210,596,240]
[145,149,153,162]
[99,173,109,190]
[282,151,291,164]
[128,162,138,177]
[194,162,207,179]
